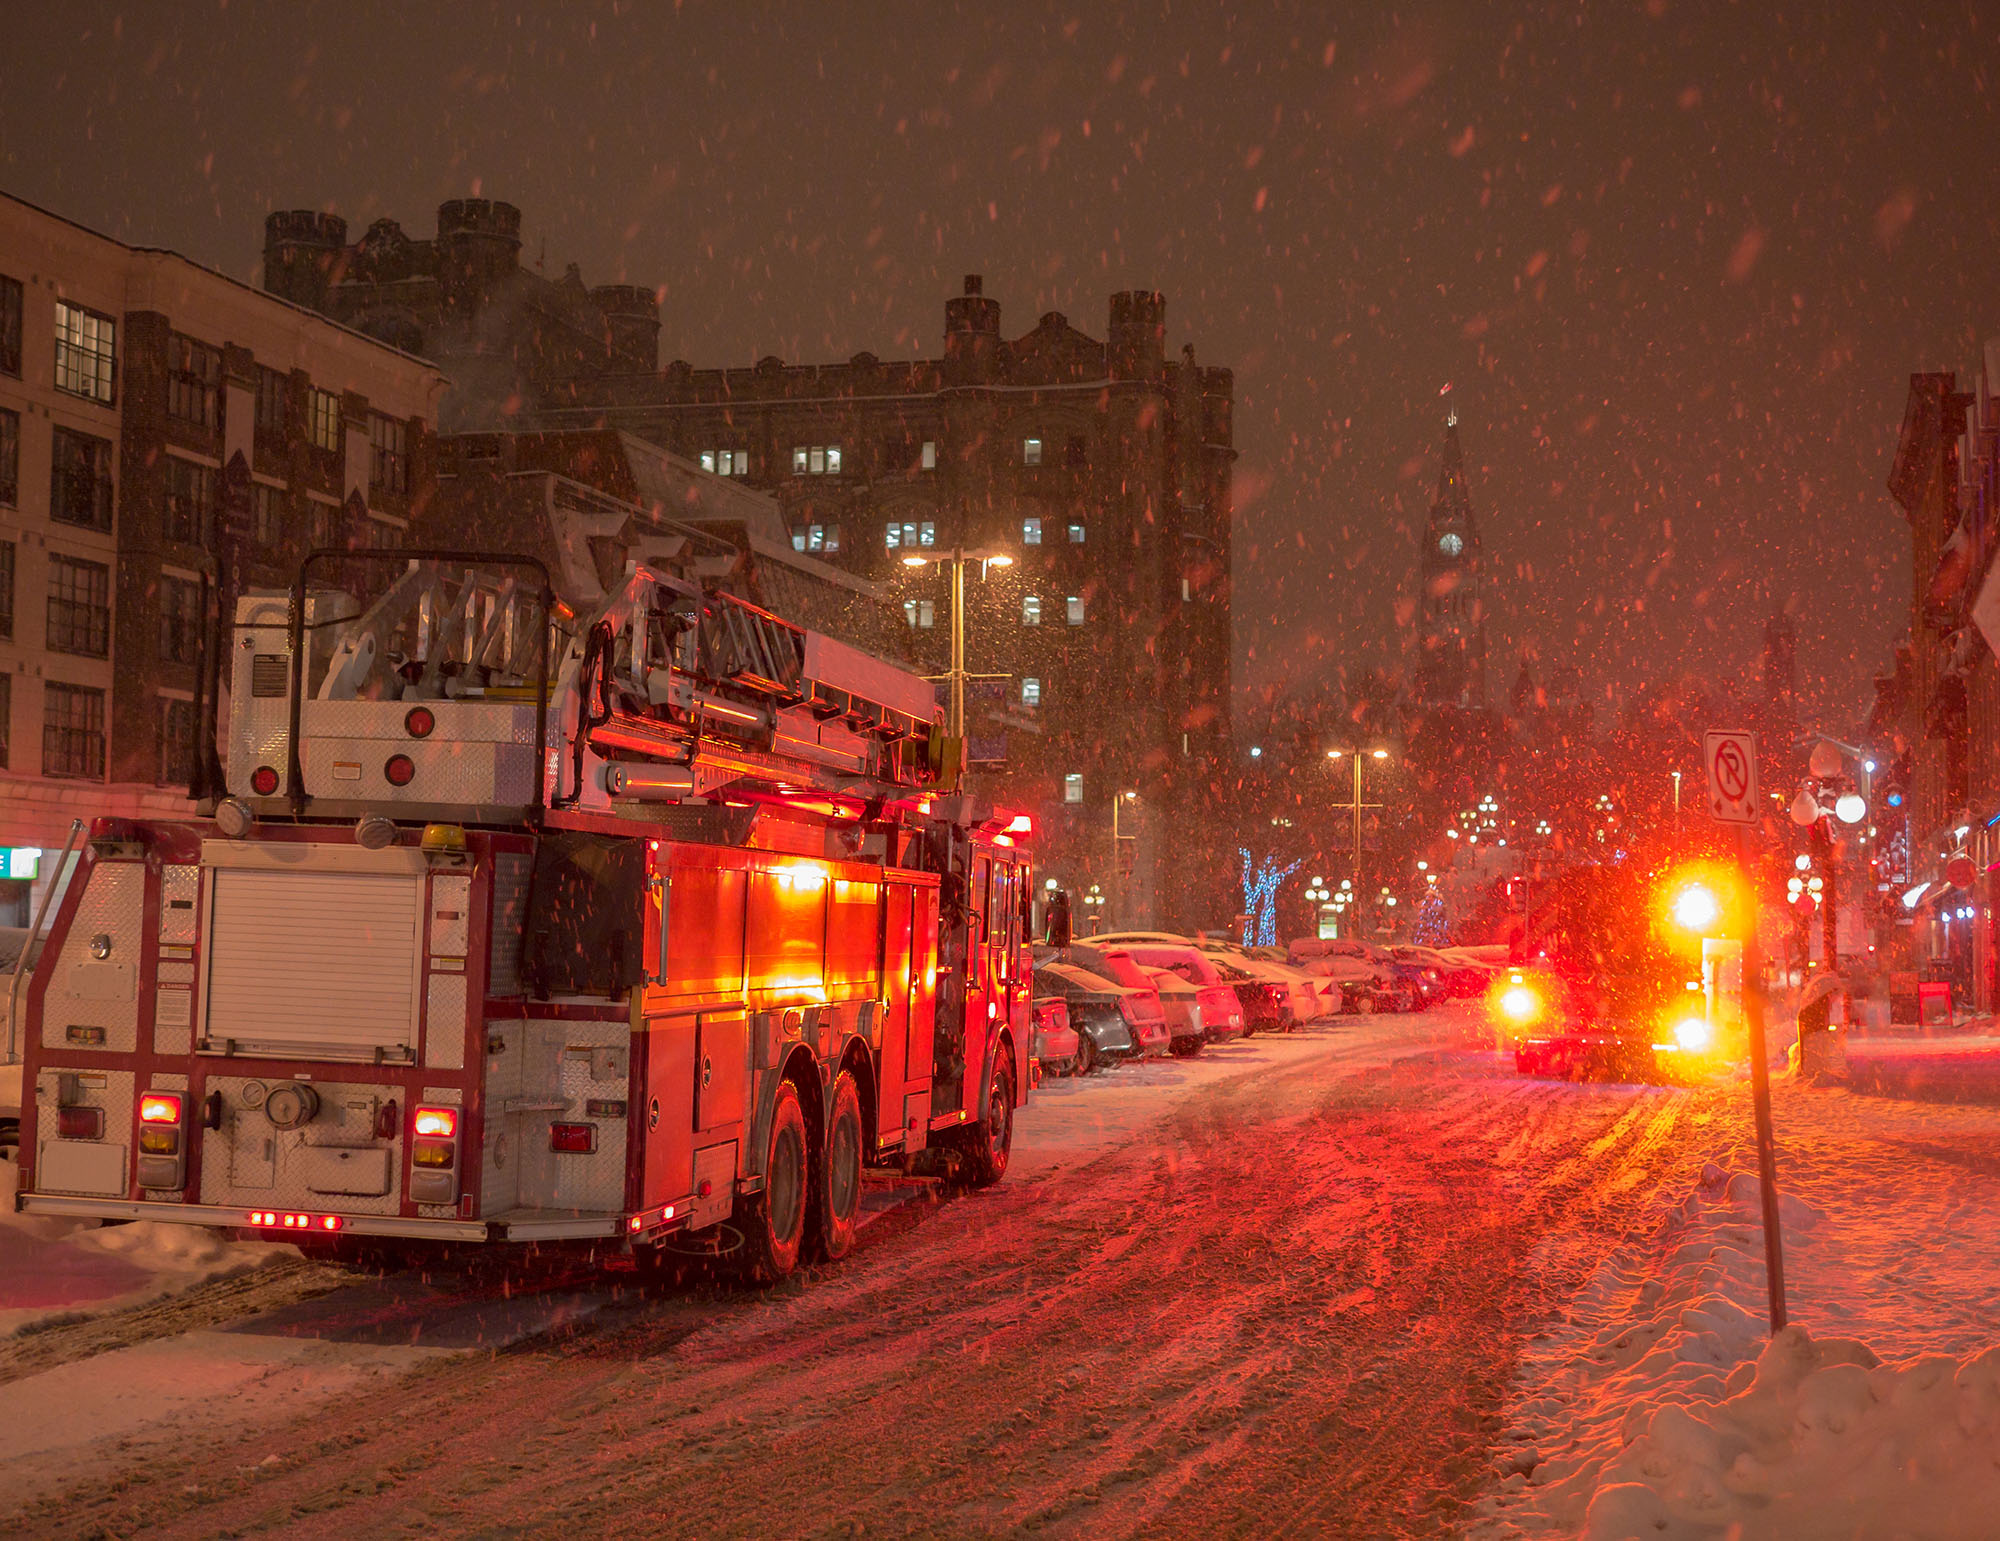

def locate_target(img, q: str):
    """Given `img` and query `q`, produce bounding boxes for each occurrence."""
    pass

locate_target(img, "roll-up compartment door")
[204,869,423,1058]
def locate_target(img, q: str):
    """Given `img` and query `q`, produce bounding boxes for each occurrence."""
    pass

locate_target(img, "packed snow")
[1472,1081,2000,1539]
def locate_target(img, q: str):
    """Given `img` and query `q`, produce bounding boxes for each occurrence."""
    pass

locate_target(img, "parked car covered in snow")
[1031,995,1084,1077]
[1080,940,1249,1041]
[1198,941,1327,1026]
[1067,944,1200,1055]
[1242,945,1344,1018]
[1033,958,1166,1072]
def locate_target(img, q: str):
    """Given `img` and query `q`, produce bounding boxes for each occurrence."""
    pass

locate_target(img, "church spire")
[1415,411,1489,709]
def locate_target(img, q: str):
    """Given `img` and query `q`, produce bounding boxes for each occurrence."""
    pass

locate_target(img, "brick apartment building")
[260,197,1237,928]
[0,190,444,920]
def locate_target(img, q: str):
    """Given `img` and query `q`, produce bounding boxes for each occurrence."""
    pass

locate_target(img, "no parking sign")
[1704,730,1760,824]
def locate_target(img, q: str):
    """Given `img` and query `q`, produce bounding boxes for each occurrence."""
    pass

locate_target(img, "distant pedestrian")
[1046,888,1072,951]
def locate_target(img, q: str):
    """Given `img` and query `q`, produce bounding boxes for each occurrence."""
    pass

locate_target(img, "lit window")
[804,523,839,553]
[1023,595,1042,626]
[1023,517,1042,545]
[796,445,840,476]
[1068,521,1086,543]
[53,301,116,404]
[919,521,936,547]
[821,524,840,553]
[1066,595,1085,626]
[807,524,825,551]
[793,527,808,552]
[825,445,841,474]
[809,446,826,475]
[1022,677,1042,706]
[701,451,717,473]
[885,522,901,549]
[1023,437,1042,466]
[1063,773,1083,804]
[921,440,937,470]
[725,450,748,475]
[903,599,935,629]
[1181,577,1192,601]
[308,388,341,453]
[794,446,809,474]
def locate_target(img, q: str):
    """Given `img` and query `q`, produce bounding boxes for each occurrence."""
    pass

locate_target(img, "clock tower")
[1416,411,1489,707]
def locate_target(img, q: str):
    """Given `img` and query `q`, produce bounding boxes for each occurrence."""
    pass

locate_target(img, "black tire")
[739,1079,809,1284]
[812,1070,863,1263]
[1073,1031,1096,1077]
[962,1046,1015,1188]
[1169,1034,1202,1058]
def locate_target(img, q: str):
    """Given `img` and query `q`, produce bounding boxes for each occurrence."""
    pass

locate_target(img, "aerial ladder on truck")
[15,550,1034,1283]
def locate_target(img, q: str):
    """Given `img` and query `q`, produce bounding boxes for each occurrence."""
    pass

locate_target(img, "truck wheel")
[1072,1033,1095,1077]
[962,1049,1015,1188]
[740,1080,809,1284]
[813,1070,863,1263]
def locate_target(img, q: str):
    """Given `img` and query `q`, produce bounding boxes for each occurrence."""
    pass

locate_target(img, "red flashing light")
[1004,814,1034,835]
[56,1106,105,1140]
[89,816,138,841]
[413,1106,457,1139]
[627,1215,643,1233]
[250,766,280,796]
[321,1215,343,1231]
[549,1122,597,1154]
[138,1092,183,1125]
[404,706,436,739]
[384,754,417,788]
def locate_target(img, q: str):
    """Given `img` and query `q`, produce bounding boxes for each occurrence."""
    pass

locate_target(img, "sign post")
[1706,728,1787,1332]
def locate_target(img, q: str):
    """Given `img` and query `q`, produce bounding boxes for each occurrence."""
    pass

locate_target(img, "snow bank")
[1474,1088,2000,1540]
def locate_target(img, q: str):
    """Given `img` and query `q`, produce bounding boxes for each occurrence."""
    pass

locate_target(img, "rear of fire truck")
[14,552,1031,1282]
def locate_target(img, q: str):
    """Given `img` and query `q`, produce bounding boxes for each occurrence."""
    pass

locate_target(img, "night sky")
[5,1,1997,728]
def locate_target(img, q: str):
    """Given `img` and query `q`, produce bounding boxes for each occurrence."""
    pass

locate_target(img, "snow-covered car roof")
[1037,961,1143,1000]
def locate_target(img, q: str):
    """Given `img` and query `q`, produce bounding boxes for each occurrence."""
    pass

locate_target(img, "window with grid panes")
[0,674,9,768]
[1068,520,1087,543]
[0,407,16,506]
[166,334,221,430]
[1023,516,1042,545]
[155,697,195,788]
[47,554,110,657]
[1022,595,1042,626]
[49,427,113,531]
[158,575,202,664]
[164,459,214,546]
[53,302,116,404]
[252,484,283,545]
[308,388,341,452]
[0,275,20,377]
[309,499,338,549]
[369,413,408,494]
[255,367,287,435]
[42,682,105,779]
[0,540,13,639]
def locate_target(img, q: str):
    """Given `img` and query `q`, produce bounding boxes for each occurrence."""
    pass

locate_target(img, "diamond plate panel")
[296,701,537,806]
[32,1068,135,1196]
[41,864,145,1053]
[507,1021,630,1215]
[160,865,200,944]
[198,1076,404,1214]
[488,855,531,997]
[429,874,471,957]
[425,972,468,1069]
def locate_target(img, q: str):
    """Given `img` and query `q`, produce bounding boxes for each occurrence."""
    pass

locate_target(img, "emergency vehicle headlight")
[1674,1017,1713,1052]
[413,1106,458,1138]
[139,1092,183,1124]
[1499,985,1540,1023]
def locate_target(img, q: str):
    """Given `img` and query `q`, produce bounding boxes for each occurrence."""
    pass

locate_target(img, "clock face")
[1438,532,1464,557]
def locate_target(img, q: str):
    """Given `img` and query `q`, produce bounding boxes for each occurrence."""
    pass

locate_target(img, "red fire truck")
[12,552,1033,1281]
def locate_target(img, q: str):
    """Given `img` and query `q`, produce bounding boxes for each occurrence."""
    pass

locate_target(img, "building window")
[1023,517,1042,545]
[903,598,935,629]
[1023,437,1043,466]
[49,426,114,532]
[255,366,287,435]
[253,484,283,545]
[0,539,13,639]
[0,407,16,506]
[158,575,203,665]
[1066,595,1086,625]
[791,526,807,552]
[1063,773,1084,804]
[156,696,196,788]
[1181,576,1192,601]
[1022,677,1041,706]
[1065,435,1089,468]
[42,682,105,780]
[1068,520,1087,544]
[364,517,404,549]
[888,520,933,550]
[369,413,409,495]
[1022,594,1042,626]
[701,449,748,476]
[310,499,338,549]
[792,445,841,476]
[308,388,341,453]
[53,301,116,404]
[919,520,935,547]
[920,440,937,470]
[0,674,9,768]
[47,553,111,657]
[164,458,214,546]
[885,521,902,549]
[0,275,20,378]
[166,334,221,430]
[802,522,839,553]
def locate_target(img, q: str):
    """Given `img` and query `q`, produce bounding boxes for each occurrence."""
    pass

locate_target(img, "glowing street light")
[1672,882,1720,933]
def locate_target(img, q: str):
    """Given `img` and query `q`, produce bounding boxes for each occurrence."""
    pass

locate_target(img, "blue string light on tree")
[1239,848,1304,948]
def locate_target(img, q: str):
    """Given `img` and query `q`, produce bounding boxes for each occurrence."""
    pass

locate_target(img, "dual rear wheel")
[737,1068,867,1285]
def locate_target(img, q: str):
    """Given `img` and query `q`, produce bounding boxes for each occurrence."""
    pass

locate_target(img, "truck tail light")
[56,1106,105,1140]
[137,1087,190,1189]
[412,1141,456,1168]
[413,1106,457,1138]
[404,706,436,738]
[550,1123,597,1154]
[139,1092,183,1124]
[384,753,416,787]
[250,765,281,796]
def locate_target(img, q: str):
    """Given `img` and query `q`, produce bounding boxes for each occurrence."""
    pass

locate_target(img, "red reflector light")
[413,1106,457,1138]
[384,753,416,788]
[404,706,436,739]
[628,1215,643,1233]
[321,1215,343,1231]
[549,1122,597,1154]
[139,1092,183,1124]
[56,1106,105,1140]
[250,766,280,796]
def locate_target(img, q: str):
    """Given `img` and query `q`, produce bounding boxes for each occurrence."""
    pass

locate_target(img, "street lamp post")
[1325,747,1390,929]
[902,545,1013,740]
